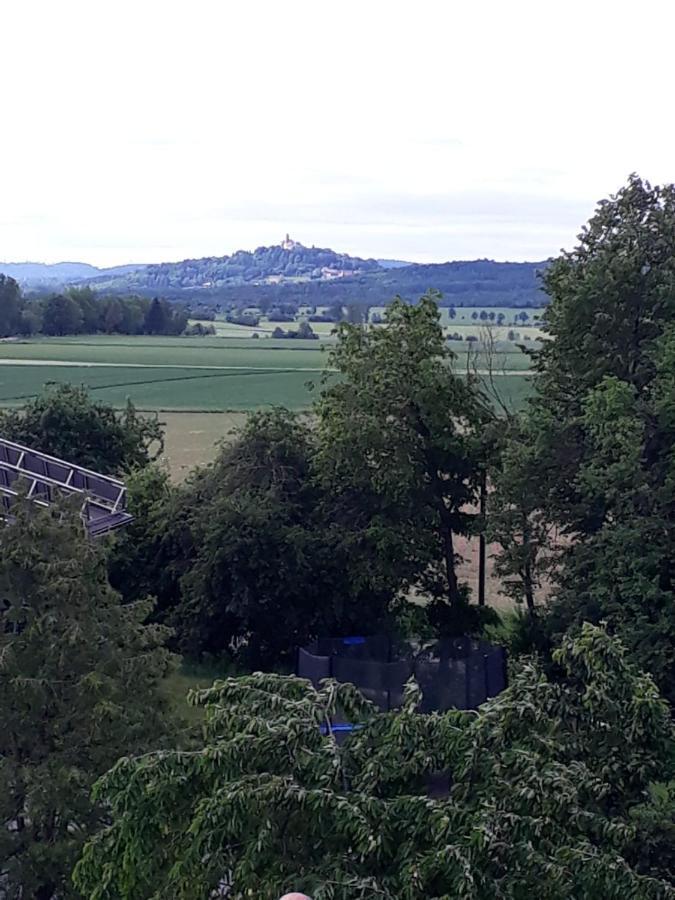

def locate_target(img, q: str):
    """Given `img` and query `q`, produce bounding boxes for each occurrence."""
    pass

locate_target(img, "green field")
[370,305,547,340]
[0,336,332,410]
[0,334,533,412]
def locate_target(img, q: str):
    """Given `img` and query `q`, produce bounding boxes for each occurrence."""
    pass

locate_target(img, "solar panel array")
[0,437,133,536]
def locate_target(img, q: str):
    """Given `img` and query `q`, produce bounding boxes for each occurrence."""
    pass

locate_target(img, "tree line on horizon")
[0,282,191,338]
[2,174,675,898]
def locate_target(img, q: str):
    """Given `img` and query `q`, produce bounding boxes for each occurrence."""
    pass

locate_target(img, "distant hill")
[376,259,547,306]
[83,239,547,308]
[0,261,147,288]
[120,258,546,309]
[87,237,381,294]
[376,258,413,269]
[0,262,101,283]
[0,238,548,308]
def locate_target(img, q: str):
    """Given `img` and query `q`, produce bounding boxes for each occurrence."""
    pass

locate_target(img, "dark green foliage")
[0,499,174,899]
[316,293,492,630]
[0,384,163,475]
[73,625,675,899]
[537,174,675,404]
[107,464,175,602]
[270,320,318,339]
[225,311,260,326]
[0,283,189,338]
[175,411,329,662]
[143,296,168,334]
[183,321,216,335]
[487,414,557,611]
[0,274,23,336]
[116,410,396,666]
[537,179,675,702]
[41,293,84,335]
[490,175,675,702]
[546,340,675,701]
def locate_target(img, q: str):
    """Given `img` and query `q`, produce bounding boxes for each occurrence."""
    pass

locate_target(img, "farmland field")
[0,330,534,474]
[159,411,248,477]
[0,333,533,411]
[0,330,537,605]
[0,336,332,410]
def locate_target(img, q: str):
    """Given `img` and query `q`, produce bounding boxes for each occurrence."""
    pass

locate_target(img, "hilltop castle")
[281,233,301,251]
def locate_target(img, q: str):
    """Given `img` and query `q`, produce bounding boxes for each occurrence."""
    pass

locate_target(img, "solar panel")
[0,437,133,537]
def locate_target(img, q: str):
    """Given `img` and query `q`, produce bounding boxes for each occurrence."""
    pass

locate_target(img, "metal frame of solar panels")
[0,437,133,537]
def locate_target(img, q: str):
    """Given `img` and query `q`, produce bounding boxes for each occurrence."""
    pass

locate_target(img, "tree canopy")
[0,500,174,899]
[489,175,675,703]
[113,409,398,666]
[0,274,23,336]
[316,293,493,632]
[73,625,675,899]
[0,384,164,475]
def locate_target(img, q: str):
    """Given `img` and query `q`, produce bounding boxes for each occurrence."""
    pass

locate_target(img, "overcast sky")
[3,0,675,266]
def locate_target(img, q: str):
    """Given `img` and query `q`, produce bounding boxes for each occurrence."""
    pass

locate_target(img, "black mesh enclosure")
[297,634,507,712]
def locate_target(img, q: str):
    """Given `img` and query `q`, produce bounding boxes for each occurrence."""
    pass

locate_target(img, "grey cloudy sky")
[3,0,675,266]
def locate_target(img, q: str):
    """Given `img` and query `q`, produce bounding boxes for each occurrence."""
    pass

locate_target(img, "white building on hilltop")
[281,233,301,251]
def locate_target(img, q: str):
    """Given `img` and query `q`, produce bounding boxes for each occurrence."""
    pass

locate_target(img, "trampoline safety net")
[297,634,507,712]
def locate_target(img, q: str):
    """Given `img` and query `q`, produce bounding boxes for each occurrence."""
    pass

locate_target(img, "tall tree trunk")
[478,468,487,606]
[441,519,460,606]
[522,517,535,612]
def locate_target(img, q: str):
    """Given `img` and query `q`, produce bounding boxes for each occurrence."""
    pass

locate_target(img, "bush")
[0,384,163,475]
[226,313,260,327]
[183,322,216,336]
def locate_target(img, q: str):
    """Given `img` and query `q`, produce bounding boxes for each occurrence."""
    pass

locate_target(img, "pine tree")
[143,297,169,334]
[0,274,22,337]
[0,499,174,898]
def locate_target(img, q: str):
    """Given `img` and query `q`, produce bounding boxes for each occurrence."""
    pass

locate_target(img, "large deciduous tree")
[41,294,84,336]
[489,177,675,699]
[546,332,675,701]
[0,384,163,475]
[119,409,397,666]
[532,174,675,531]
[316,293,493,631]
[73,624,675,899]
[0,500,174,899]
[538,173,675,403]
[486,413,557,613]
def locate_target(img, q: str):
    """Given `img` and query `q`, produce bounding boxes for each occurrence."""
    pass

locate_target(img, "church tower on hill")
[281,233,300,251]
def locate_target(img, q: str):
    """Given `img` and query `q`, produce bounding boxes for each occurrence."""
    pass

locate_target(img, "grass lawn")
[161,657,240,726]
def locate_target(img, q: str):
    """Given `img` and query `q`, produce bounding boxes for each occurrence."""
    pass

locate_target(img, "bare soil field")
[157,410,248,478]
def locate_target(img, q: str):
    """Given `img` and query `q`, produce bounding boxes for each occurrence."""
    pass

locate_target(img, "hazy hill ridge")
[93,235,381,293]
[0,261,146,286]
[1,236,548,307]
